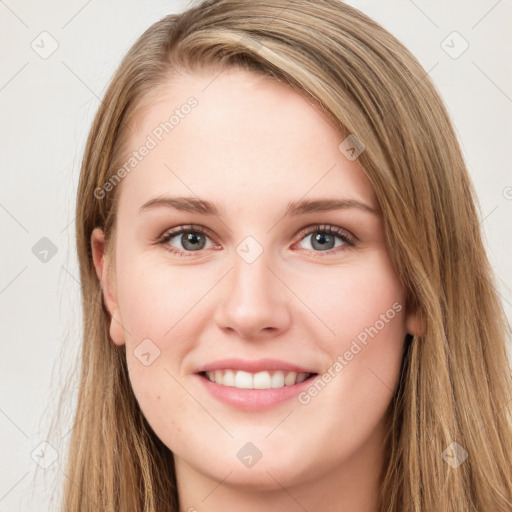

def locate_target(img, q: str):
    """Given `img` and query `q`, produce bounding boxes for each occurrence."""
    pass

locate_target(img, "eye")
[157,225,218,257]
[294,224,355,255]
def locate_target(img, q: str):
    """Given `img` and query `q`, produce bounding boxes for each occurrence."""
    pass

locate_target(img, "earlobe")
[90,227,126,346]
[406,308,426,338]
[109,315,127,347]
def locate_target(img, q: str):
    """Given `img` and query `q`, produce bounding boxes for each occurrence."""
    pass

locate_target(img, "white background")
[1,0,511,510]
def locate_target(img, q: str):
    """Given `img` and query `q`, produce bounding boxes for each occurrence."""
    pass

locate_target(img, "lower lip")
[195,373,316,411]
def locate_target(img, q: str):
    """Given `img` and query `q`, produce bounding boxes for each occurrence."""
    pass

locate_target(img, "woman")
[62,0,512,510]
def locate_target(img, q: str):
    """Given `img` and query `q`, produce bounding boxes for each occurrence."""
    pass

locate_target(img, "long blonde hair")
[60,0,512,510]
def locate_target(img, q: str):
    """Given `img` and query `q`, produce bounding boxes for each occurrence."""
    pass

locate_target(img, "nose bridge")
[232,247,274,302]
[213,240,291,338]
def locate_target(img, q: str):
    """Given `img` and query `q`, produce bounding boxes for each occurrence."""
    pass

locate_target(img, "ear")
[90,227,126,346]
[405,308,426,338]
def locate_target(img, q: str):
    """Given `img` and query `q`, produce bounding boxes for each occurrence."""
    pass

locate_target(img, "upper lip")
[195,358,317,374]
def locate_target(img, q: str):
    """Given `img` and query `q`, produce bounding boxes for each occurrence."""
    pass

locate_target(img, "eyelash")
[156,223,355,258]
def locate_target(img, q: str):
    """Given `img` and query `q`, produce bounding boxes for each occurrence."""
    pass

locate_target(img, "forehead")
[116,67,376,218]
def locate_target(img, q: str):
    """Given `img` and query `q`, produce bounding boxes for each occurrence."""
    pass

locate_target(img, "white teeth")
[204,369,312,389]
[235,370,253,389]
[253,371,271,389]
[271,371,285,388]
[223,369,235,387]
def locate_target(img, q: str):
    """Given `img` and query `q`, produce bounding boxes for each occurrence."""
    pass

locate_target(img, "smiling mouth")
[199,369,318,390]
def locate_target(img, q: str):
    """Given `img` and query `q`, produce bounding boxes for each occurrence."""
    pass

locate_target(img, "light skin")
[91,67,422,512]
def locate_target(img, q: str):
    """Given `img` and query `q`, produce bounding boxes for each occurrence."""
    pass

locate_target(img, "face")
[92,67,420,496]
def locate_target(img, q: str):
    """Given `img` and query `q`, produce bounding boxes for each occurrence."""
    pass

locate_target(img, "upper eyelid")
[160,224,215,241]
[295,224,355,244]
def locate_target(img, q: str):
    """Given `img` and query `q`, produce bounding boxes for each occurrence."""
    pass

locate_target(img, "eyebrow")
[139,195,379,217]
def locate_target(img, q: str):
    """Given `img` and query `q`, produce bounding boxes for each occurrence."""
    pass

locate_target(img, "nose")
[213,250,292,340]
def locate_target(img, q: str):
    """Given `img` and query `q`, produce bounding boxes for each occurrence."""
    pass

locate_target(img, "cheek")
[293,250,406,345]
[115,264,211,459]
[116,250,208,343]
[114,253,205,411]
[294,251,407,422]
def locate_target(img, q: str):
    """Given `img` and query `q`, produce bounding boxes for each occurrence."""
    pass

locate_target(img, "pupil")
[312,232,334,251]
[182,232,204,251]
